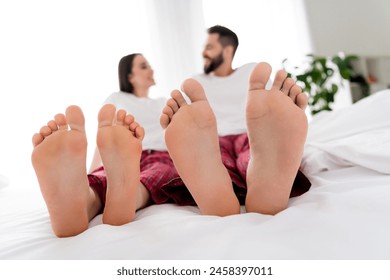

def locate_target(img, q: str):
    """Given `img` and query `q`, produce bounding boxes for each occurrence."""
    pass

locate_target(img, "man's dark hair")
[207,25,239,56]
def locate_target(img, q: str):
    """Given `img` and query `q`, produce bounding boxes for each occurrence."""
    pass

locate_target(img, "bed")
[0,90,389,260]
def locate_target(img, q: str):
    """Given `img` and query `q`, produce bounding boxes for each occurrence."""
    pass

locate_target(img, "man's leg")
[245,62,308,215]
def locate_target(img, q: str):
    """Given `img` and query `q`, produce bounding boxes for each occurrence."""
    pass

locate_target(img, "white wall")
[0,0,313,189]
[0,0,156,188]
[203,0,312,69]
[301,0,390,111]
[146,0,205,98]
[303,0,390,56]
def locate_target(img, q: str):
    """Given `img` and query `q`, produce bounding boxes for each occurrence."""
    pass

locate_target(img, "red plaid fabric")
[219,134,311,204]
[88,150,189,210]
[88,133,311,208]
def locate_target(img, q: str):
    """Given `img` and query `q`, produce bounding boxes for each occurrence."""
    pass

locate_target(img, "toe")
[127,118,144,140]
[66,105,85,132]
[125,113,137,131]
[39,125,52,137]
[98,104,116,128]
[124,114,135,128]
[135,126,145,141]
[47,120,58,132]
[296,92,309,110]
[162,104,174,121]
[160,113,170,129]
[116,109,127,125]
[281,77,295,95]
[129,121,140,132]
[171,89,188,107]
[166,98,179,113]
[249,62,272,91]
[288,85,302,103]
[272,69,288,91]
[32,133,44,147]
[54,113,68,130]
[181,79,207,102]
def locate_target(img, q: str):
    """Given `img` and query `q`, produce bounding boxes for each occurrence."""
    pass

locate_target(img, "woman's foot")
[161,79,240,216]
[31,105,100,237]
[245,62,308,214]
[97,104,145,225]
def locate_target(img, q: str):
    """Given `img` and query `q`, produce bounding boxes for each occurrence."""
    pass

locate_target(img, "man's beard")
[203,52,224,74]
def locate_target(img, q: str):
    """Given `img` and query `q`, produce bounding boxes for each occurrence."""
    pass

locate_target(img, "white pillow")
[304,90,390,175]
[303,129,390,175]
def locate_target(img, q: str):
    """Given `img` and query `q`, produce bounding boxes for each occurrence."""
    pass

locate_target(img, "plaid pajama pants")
[88,133,311,209]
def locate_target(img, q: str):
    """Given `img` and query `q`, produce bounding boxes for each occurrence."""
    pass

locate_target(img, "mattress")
[1,90,389,261]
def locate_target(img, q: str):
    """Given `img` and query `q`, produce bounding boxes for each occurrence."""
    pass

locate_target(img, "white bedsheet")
[0,91,389,260]
[302,89,390,175]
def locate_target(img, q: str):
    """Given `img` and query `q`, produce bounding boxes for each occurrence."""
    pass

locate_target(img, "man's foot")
[245,62,308,214]
[161,79,240,216]
[31,106,100,237]
[97,104,145,225]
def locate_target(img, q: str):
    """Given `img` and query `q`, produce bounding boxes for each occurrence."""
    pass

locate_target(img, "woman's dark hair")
[118,53,141,94]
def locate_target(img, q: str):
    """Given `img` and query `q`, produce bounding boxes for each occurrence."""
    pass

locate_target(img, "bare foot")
[245,62,308,215]
[161,79,240,216]
[97,104,145,225]
[31,106,101,237]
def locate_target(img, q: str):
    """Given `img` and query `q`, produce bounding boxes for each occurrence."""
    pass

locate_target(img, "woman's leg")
[96,104,147,226]
[31,105,102,237]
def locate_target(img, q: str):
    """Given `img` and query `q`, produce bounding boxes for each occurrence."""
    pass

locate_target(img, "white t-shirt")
[193,63,258,136]
[104,92,167,151]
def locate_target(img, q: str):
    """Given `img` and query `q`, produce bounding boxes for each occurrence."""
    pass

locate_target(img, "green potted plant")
[283,53,368,115]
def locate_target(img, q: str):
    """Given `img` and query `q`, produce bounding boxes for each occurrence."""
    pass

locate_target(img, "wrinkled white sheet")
[0,91,389,260]
[302,90,390,175]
